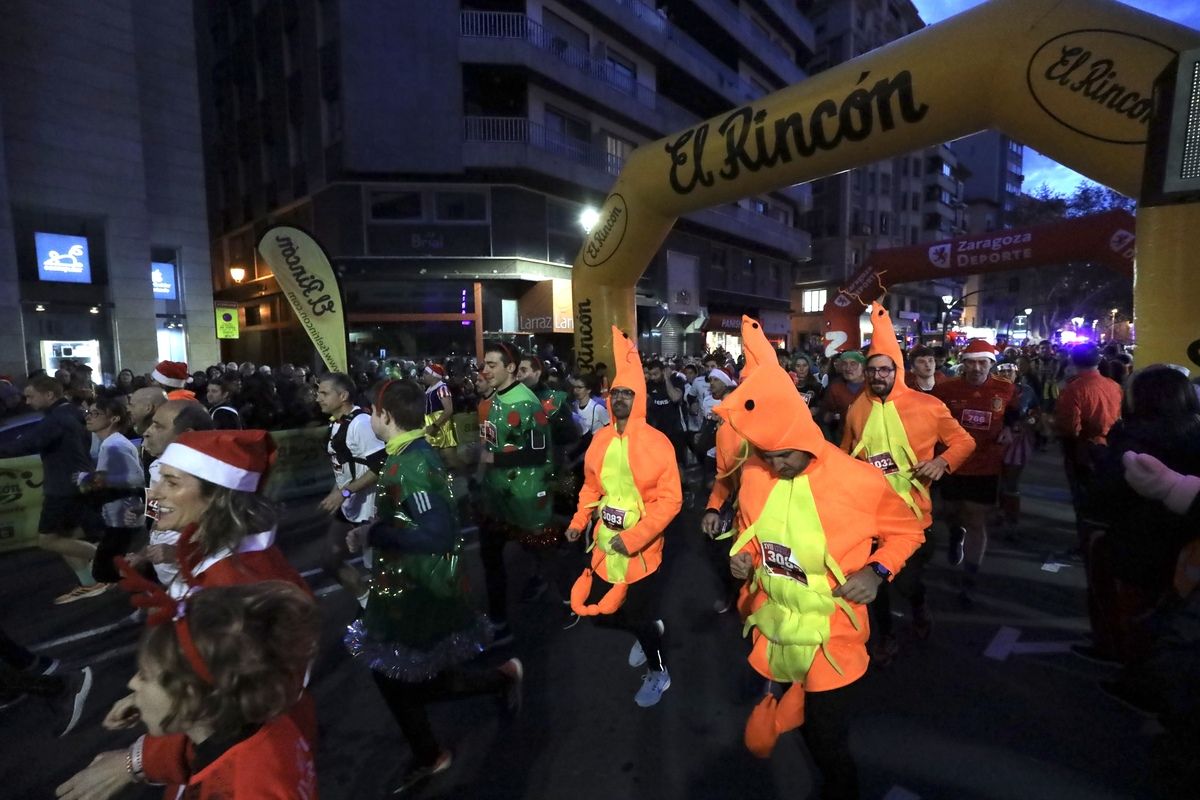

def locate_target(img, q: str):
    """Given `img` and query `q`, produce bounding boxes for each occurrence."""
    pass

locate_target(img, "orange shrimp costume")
[842,303,976,525]
[706,316,777,513]
[714,350,925,757]
[569,327,682,615]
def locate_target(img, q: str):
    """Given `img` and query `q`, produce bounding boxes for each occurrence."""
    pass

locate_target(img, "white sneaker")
[634,668,671,707]
[627,619,665,668]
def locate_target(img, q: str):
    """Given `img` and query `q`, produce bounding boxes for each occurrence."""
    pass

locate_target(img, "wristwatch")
[867,561,891,581]
[341,488,353,499]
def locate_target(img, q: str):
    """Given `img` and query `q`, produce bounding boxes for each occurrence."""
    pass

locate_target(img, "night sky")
[911,0,1200,197]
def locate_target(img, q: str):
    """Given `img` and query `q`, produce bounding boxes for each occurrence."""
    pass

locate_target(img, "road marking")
[883,788,921,800]
[31,611,141,653]
[86,642,139,666]
[984,626,1080,661]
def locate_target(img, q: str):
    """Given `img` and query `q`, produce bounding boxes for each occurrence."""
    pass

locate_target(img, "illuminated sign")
[151,262,177,299]
[35,232,92,284]
[215,304,239,339]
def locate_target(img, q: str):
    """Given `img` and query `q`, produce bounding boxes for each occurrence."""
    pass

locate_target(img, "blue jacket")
[0,399,91,495]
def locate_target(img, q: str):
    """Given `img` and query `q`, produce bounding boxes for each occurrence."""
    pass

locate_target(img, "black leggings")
[869,530,932,639]
[479,521,511,624]
[371,666,508,767]
[796,678,865,799]
[92,526,138,583]
[586,569,665,672]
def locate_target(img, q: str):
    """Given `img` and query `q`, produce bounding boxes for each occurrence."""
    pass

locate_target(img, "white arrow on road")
[984,626,1081,661]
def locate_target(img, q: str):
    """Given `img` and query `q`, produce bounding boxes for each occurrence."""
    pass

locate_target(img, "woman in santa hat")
[61,430,312,799]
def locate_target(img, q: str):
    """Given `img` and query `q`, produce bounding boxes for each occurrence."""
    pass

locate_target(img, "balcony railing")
[461,10,694,124]
[464,116,626,176]
[595,0,767,104]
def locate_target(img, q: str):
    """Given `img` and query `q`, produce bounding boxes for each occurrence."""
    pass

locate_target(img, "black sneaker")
[947,527,965,566]
[519,576,548,603]
[54,666,93,737]
[31,656,60,676]
[392,750,452,795]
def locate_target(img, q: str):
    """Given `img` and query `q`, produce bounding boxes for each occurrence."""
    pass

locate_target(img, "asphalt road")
[0,451,1167,799]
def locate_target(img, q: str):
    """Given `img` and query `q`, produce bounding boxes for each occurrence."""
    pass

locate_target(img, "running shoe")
[634,668,671,708]
[561,609,581,630]
[498,658,523,715]
[947,527,966,566]
[55,666,93,737]
[628,620,665,668]
[53,583,113,605]
[391,750,453,795]
[712,595,735,615]
[31,656,60,676]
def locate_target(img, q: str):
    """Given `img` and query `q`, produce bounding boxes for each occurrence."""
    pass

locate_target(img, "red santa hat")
[159,430,275,492]
[960,339,998,361]
[424,363,447,378]
[151,360,189,388]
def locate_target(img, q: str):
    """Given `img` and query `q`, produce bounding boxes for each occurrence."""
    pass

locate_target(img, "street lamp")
[1109,307,1119,341]
[229,265,246,284]
[579,207,601,233]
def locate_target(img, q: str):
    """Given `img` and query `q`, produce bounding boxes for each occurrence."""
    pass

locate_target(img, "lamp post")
[940,290,986,342]
[1109,307,1119,342]
[229,265,246,284]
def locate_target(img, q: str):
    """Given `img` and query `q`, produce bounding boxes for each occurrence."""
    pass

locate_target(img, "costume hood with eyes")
[841,303,976,523]
[568,328,681,615]
[712,356,924,758]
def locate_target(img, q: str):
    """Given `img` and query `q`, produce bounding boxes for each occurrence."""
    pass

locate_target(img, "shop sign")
[152,262,177,299]
[35,232,92,284]
[215,304,240,339]
[518,279,574,333]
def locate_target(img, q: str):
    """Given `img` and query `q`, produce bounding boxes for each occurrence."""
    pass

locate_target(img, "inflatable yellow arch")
[571,0,1199,370]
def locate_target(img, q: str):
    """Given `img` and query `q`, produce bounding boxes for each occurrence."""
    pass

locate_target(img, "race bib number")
[761,542,809,585]
[600,506,627,530]
[145,496,161,522]
[481,421,498,447]
[961,408,993,430]
[866,451,899,475]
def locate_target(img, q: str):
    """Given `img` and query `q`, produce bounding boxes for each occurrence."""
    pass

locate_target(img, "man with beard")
[843,305,975,658]
[566,328,680,707]
[933,340,1021,604]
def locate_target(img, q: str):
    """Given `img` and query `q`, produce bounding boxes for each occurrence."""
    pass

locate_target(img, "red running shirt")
[932,376,1019,476]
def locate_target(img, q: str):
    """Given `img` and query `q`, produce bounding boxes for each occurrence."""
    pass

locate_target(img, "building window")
[802,288,827,313]
[942,161,954,178]
[544,105,590,159]
[434,191,487,221]
[912,157,921,176]
[543,9,589,54]
[603,131,635,175]
[751,198,769,215]
[879,212,891,234]
[880,173,891,194]
[911,191,920,210]
[606,50,637,95]
[370,191,422,221]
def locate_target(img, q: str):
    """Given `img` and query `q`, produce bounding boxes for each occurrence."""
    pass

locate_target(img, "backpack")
[327,408,371,479]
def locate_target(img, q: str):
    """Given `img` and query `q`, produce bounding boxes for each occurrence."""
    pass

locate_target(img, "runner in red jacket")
[932,340,1020,603]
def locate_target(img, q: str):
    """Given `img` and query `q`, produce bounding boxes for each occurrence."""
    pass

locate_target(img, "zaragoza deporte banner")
[257,225,348,374]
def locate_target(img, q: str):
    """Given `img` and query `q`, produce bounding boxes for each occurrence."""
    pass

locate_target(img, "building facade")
[0,0,217,383]
[197,0,819,367]
[792,0,966,349]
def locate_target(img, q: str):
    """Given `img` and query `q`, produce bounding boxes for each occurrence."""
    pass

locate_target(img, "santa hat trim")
[151,368,188,388]
[159,442,261,492]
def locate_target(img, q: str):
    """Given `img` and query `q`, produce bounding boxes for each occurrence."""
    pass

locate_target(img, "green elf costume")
[481,379,555,547]
[345,429,490,678]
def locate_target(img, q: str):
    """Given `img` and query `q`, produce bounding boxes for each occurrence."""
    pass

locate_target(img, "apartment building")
[792,0,966,348]
[0,0,217,381]
[197,0,820,365]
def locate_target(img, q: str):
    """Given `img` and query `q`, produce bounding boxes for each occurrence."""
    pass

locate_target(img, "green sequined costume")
[481,380,555,546]
[344,435,490,681]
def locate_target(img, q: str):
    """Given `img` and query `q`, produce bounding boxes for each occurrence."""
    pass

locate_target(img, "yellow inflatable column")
[1133,203,1200,368]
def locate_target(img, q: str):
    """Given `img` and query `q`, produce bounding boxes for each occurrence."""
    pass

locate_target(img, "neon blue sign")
[35,232,92,284]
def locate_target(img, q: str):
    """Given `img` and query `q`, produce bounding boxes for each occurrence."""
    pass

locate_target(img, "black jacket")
[0,398,91,495]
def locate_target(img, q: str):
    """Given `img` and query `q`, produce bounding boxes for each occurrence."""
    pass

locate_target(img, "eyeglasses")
[864,367,895,376]
[84,409,105,418]
[609,388,635,398]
